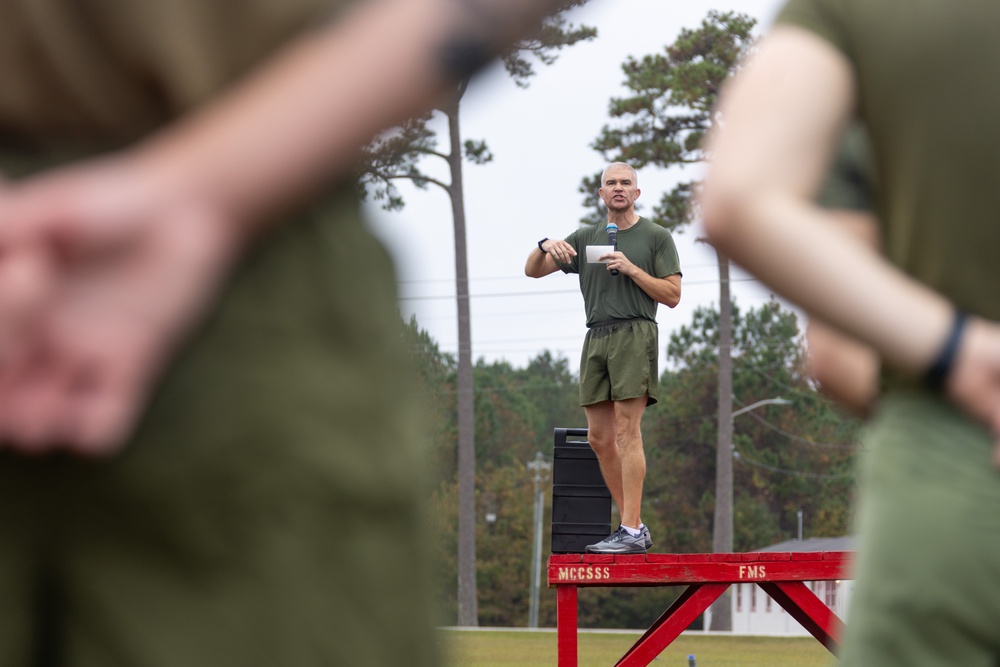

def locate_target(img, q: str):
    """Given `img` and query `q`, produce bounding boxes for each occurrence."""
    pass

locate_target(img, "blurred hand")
[944,316,1000,466]
[0,158,239,456]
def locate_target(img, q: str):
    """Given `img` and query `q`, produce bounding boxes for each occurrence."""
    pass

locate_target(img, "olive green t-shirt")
[0,0,352,156]
[778,0,1000,323]
[559,217,681,327]
[817,121,876,213]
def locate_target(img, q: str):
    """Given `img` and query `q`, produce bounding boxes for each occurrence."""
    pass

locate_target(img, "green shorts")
[578,318,659,407]
[839,390,1000,667]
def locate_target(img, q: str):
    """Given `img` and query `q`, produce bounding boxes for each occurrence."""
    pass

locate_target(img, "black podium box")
[551,428,612,553]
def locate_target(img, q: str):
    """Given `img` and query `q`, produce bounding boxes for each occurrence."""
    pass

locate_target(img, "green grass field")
[439,629,836,667]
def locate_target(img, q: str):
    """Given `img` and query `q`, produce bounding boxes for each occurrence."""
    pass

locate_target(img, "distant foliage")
[653,298,861,554]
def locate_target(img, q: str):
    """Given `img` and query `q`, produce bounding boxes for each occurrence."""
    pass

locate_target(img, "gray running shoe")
[640,525,653,550]
[585,525,647,554]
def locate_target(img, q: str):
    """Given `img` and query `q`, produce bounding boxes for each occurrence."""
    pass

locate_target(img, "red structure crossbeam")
[547,551,854,667]
[758,581,844,653]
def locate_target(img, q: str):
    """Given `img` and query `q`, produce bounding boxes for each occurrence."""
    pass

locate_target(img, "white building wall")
[731,580,854,636]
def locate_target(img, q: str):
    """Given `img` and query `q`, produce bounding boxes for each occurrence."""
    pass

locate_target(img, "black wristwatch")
[538,238,549,253]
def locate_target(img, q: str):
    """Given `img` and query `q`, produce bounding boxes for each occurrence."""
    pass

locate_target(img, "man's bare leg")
[584,396,647,527]
[583,395,649,554]
[584,400,624,520]
[613,396,648,529]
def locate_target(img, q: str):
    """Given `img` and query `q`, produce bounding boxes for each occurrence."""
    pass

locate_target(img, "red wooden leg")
[615,583,729,667]
[758,581,844,655]
[557,585,578,667]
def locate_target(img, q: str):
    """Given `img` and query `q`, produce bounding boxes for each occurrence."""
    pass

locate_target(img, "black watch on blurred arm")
[538,238,549,253]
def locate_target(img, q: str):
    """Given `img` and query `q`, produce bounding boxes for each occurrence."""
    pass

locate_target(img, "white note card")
[586,245,615,263]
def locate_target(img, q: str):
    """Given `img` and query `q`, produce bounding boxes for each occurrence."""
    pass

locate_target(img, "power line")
[472,335,582,345]
[734,452,853,480]
[747,365,823,400]
[395,261,741,285]
[396,277,764,302]
[740,408,861,450]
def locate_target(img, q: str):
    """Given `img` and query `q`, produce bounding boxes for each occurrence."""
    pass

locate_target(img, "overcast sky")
[367,0,786,372]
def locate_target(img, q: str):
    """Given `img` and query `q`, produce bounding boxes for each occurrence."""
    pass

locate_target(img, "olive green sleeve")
[775,0,854,63]
[817,122,876,212]
[0,0,357,149]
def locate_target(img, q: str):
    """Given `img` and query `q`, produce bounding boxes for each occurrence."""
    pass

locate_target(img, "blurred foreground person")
[701,2,1000,665]
[0,0,577,664]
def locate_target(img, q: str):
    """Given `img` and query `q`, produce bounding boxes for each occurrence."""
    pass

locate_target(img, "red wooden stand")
[547,551,853,667]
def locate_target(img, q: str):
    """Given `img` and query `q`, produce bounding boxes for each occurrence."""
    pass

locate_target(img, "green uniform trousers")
[841,390,1000,666]
[0,189,440,667]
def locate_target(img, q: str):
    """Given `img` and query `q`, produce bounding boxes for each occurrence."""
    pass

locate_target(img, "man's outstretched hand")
[0,159,239,456]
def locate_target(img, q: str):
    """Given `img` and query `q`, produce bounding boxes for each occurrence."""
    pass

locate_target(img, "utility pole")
[527,451,551,628]
[710,389,791,631]
[710,250,734,631]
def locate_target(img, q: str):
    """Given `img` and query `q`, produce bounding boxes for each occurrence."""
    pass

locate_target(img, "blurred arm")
[0,0,583,454]
[134,0,580,236]
[700,25,1000,447]
[699,26,951,378]
[805,209,880,415]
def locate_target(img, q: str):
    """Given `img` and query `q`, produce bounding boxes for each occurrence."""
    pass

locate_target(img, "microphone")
[606,223,619,276]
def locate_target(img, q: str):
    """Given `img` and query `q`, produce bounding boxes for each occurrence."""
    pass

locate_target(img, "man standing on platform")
[525,162,682,554]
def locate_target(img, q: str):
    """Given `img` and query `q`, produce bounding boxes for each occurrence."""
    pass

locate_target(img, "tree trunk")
[710,248,733,631]
[447,99,479,627]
